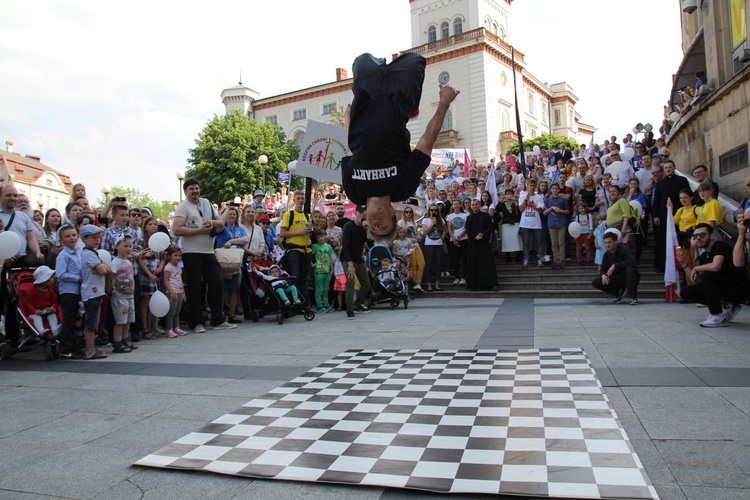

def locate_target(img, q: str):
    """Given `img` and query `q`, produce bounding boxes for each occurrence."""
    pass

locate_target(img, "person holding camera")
[679,222,749,328]
[172,178,236,333]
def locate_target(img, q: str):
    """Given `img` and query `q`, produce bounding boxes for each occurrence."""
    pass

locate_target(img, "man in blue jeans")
[171,178,237,333]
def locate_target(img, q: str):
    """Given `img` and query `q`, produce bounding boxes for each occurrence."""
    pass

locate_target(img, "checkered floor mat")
[136,348,658,499]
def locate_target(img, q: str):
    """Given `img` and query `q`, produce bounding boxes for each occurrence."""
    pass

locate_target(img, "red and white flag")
[664,204,681,302]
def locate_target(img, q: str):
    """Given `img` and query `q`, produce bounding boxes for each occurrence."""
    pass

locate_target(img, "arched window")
[427,25,437,43]
[498,25,506,40]
[441,110,453,132]
[492,22,499,36]
[440,21,450,39]
[292,130,305,144]
[484,16,492,31]
[502,110,510,131]
[454,17,463,35]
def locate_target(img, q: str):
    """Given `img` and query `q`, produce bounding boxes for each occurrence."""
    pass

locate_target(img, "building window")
[321,103,336,115]
[541,100,548,124]
[530,127,537,138]
[45,179,53,187]
[554,109,561,126]
[569,109,574,127]
[292,130,305,144]
[497,25,506,40]
[292,109,307,121]
[438,72,450,85]
[454,17,463,35]
[427,25,437,43]
[441,110,453,132]
[492,22,499,36]
[527,91,535,116]
[440,21,450,39]
[502,110,510,131]
[719,144,748,176]
[266,115,278,125]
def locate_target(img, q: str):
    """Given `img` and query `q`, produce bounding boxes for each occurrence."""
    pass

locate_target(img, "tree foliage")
[506,133,582,156]
[94,186,174,221]
[187,111,300,204]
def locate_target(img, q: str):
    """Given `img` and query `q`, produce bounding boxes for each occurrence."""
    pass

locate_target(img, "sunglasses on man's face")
[692,232,709,239]
[130,213,141,217]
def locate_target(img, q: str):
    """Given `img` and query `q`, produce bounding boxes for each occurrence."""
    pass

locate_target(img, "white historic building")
[221,0,595,163]
[0,141,72,212]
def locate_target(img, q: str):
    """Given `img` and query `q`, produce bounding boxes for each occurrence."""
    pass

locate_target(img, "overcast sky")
[0,0,682,203]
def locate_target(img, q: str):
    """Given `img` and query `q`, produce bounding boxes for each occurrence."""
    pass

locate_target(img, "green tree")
[187,111,299,203]
[506,133,581,156]
[95,186,175,221]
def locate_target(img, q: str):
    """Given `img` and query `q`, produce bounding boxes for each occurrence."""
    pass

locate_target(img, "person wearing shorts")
[80,225,109,360]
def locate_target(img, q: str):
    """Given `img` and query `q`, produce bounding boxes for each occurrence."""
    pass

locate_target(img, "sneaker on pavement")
[700,314,728,328]
[356,303,371,313]
[167,330,178,338]
[453,278,460,285]
[346,310,355,320]
[612,289,625,304]
[175,328,188,336]
[629,297,639,305]
[722,303,742,324]
[458,278,466,285]
[213,322,238,330]
[413,284,423,292]
[60,350,83,360]
[537,260,544,268]
[193,324,206,333]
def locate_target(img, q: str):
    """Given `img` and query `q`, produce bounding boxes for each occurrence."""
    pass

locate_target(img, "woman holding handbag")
[215,206,249,323]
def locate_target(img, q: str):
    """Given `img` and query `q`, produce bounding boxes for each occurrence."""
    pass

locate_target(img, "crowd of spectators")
[2,124,750,357]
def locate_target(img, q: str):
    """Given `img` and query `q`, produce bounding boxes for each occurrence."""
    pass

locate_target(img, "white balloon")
[148,232,171,253]
[629,200,643,219]
[0,231,21,260]
[644,123,653,132]
[670,112,681,122]
[97,249,112,265]
[149,290,170,318]
[456,177,465,185]
[608,161,625,177]
[621,148,635,160]
[568,222,582,239]
[532,145,541,154]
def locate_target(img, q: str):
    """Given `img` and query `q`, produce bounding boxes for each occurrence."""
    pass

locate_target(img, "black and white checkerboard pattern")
[136,348,658,499]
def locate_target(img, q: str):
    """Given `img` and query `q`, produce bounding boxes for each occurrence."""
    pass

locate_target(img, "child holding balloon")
[163,245,187,337]
[108,234,136,353]
[136,217,166,339]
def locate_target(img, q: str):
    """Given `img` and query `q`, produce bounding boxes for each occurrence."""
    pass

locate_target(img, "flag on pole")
[508,154,517,173]
[463,149,472,178]
[485,164,499,207]
[664,204,681,302]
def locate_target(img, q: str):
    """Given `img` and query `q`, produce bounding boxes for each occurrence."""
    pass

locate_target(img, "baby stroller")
[246,259,315,325]
[0,268,61,361]
[367,245,409,310]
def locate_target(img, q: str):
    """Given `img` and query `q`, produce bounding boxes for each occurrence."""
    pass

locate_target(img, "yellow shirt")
[697,199,723,226]
[673,205,698,233]
[281,209,311,252]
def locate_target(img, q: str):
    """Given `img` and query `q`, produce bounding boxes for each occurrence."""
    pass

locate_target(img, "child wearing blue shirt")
[55,225,83,359]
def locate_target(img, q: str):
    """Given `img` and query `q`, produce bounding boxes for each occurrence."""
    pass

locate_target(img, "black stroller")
[246,260,315,325]
[367,244,409,310]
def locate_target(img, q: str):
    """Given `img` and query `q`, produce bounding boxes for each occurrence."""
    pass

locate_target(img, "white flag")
[664,204,681,297]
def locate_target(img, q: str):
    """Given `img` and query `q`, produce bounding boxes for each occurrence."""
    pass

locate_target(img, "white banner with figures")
[296,121,348,184]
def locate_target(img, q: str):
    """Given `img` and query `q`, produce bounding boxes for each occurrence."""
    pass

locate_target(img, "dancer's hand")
[438,85,460,106]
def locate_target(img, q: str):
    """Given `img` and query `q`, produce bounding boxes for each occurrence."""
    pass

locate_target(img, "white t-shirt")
[110,257,135,299]
[519,191,544,229]
[422,217,444,246]
[445,213,468,241]
[173,198,215,254]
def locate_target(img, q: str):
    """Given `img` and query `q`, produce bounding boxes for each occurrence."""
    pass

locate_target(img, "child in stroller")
[254,263,302,306]
[249,260,315,325]
[367,244,409,309]
[22,266,62,337]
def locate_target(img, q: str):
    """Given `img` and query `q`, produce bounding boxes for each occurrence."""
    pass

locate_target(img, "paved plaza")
[1,297,750,499]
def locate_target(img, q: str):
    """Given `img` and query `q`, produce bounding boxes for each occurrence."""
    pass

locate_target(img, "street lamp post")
[176,171,185,202]
[287,160,297,211]
[102,185,111,206]
[258,155,268,194]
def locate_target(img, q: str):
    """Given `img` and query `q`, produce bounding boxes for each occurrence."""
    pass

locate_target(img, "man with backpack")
[279,191,312,305]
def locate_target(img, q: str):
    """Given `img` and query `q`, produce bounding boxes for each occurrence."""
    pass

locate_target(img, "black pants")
[59,293,80,352]
[449,239,468,279]
[423,244,443,282]
[182,253,225,327]
[591,267,640,298]
[681,271,749,315]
